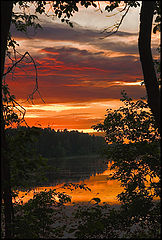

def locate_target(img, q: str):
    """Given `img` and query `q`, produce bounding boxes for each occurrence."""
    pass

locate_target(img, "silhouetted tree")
[1,1,160,238]
[1,2,14,238]
[138,1,160,131]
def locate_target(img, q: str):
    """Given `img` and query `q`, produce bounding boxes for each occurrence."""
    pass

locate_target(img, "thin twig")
[100,5,131,39]
[3,50,45,127]
[3,51,45,104]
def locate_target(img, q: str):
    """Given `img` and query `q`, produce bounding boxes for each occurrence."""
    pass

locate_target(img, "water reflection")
[15,159,123,205]
[46,155,108,185]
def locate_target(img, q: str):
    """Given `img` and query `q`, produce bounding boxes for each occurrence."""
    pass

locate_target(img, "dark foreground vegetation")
[1,1,161,238]
[1,92,161,239]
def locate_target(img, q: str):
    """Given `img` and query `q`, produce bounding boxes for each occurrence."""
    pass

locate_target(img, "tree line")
[6,127,106,158]
[5,126,107,188]
[1,1,160,238]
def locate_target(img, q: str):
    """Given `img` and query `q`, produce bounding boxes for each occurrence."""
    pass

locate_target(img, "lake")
[15,155,123,205]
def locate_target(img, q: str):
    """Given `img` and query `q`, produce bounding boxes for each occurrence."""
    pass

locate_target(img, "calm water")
[15,156,123,205]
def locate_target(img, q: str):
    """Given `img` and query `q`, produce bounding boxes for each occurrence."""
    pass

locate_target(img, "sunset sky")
[5,1,160,133]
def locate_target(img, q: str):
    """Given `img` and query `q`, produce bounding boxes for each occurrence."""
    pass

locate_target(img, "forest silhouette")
[1,1,160,239]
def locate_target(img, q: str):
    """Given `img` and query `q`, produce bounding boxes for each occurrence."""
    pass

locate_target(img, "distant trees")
[1,1,160,238]
[6,127,106,159]
[5,126,106,190]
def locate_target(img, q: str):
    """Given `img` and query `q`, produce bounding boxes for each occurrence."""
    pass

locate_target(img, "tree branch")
[100,4,130,38]
[3,51,45,104]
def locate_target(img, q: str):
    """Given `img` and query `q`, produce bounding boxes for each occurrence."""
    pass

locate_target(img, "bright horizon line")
[7,124,102,134]
[36,127,99,134]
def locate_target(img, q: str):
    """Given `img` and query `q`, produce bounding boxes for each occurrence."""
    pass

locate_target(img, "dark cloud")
[10,22,137,43]
[38,85,146,104]
[7,66,146,103]
[6,42,144,104]
[96,40,138,55]
[8,22,146,106]
[10,22,158,59]
[7,13,160,130]
[7,44,142,84]
[39,46,142,79]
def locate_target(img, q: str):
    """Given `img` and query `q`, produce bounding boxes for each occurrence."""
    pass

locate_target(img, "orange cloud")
[6,15,159,131]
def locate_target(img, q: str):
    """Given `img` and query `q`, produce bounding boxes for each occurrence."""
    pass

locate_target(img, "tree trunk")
[0,1,13,77]
[138,1,160,132]
[1,1,14,238]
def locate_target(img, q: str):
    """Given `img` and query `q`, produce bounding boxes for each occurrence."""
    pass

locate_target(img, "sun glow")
[13,165,122,205]
[8,1,159,132]
[25,103,90,114]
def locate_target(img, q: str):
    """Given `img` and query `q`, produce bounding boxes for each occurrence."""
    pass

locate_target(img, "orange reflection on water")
[15,165,123,205]
[14,161,160,205]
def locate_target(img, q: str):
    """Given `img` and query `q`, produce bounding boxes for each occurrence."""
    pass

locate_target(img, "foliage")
[3,184,92,239]
[12,5,42,33]
[2,79,48,191]
[2,7,50,191]
[69,91,160,239]
[2,1,161,238]
[10,1,160,46]
[2,81,22,127]
[74,203,120,239]
[6,126,49,191]
[93,90,159,143]
[73,200,161,239]
[13,189,71,239]
[11,1,97,33]
[153,1,161,33]
[154,46,161,85]
[93,91,160,201]
[90,91,160,237]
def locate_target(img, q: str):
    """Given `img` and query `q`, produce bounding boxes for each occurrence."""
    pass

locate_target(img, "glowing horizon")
[5,2,160,131]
